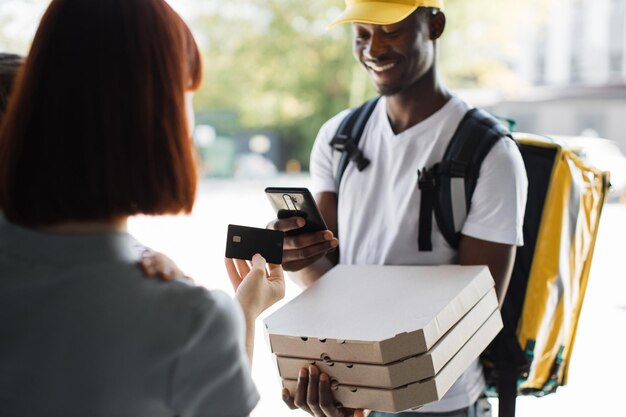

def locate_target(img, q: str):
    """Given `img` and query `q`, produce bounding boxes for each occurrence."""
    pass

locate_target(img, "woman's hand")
[139,249,190,282]
[224,254,285,320]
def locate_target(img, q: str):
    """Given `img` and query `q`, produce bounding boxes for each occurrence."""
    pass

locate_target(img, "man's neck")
[385,72,451,135]
[38,217,129,234]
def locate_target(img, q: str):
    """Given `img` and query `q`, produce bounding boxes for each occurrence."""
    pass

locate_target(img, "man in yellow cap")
[272,1,527,416]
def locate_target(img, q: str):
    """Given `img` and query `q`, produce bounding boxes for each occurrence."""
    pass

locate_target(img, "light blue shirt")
[0,216,259,417]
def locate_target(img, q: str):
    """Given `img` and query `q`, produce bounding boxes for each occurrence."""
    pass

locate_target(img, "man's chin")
[368,76,403,96]
[375,84,403,97]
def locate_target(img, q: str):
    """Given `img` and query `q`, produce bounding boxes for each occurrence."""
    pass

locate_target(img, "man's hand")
[282,365,364,417]
[139,249,190,281]
[267,216,338,272]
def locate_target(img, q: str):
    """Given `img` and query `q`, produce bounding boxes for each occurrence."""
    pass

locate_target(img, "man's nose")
[363,34,388,60]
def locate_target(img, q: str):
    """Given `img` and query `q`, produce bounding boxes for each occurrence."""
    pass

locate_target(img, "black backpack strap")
[418,108,511,251]
[331,97,380,192]
[417,167,436,251]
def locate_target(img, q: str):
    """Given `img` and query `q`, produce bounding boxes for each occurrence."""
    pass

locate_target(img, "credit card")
[225,224,284,264]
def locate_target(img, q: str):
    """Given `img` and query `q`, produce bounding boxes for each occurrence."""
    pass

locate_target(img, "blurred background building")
[479,0,626,152]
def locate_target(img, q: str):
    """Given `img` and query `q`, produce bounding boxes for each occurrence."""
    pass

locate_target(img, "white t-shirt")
[310,96,528,413]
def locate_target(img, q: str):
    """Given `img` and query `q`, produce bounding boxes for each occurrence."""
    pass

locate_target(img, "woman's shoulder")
[156,280,241,324]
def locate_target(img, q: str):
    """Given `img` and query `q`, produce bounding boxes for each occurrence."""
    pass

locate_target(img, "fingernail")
[319,373,328,382]
[308,365,318,375]
[298,368,307,378]
[330,239,338,248]
[296,218,306,227]
[324,231,333,240]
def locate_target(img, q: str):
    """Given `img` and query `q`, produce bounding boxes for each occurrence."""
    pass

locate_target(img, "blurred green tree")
[190,0,362,166]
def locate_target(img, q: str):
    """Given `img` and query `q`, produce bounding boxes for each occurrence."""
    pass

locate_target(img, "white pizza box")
[264,265,494,364]
[274,288,498,388]
[282,309,503,413]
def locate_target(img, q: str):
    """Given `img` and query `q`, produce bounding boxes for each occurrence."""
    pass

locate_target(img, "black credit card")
[225,224,284,264]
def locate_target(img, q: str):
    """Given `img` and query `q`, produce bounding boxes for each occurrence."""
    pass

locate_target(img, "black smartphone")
[225,224,284,264]
[265,187,328,236]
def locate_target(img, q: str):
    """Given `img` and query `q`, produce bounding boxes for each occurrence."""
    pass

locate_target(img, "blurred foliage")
[0,0,550,169]
[189,0,361,165]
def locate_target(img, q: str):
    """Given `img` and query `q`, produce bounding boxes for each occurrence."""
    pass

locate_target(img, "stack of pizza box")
[263,265,503,413]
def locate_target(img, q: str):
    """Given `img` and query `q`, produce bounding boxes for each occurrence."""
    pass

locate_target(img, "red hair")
[0,0,202,226]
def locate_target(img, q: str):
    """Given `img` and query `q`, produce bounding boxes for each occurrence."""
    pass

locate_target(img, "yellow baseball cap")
[328,0,444,28]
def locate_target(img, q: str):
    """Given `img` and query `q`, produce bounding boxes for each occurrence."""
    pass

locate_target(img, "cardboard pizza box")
[274,287,498,388]
[264,265,494,364]
[282,309,503,413]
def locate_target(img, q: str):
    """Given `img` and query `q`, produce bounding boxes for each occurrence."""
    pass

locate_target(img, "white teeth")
[367,62,396,72]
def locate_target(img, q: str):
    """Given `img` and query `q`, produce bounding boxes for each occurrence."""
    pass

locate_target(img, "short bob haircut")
[0,0,202,227]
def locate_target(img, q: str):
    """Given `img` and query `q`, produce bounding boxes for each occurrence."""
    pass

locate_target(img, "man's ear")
[429,10,446,40]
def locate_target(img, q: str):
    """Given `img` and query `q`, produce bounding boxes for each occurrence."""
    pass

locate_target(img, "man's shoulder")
[317,97,387,140]
[317,107,356,141]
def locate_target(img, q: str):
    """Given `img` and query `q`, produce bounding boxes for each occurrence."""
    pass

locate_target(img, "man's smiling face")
[352,9,437,96]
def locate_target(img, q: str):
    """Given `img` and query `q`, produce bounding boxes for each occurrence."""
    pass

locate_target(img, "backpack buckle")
[331,135,371,171]
[418,168,435,191]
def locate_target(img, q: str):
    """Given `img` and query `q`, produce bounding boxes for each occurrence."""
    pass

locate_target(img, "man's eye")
[383,30,400,37]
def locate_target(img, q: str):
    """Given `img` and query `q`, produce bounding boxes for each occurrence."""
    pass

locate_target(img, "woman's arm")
[224,254,285,363]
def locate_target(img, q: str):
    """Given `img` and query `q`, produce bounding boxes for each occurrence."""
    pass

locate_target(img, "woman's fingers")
[234,257,251,277]
[224,257,243,291]
[139,249,185,281]
[266,261,285,282]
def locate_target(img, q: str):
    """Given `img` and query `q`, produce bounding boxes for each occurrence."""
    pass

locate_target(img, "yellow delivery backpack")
[486,133,608,388]
[481,133,610,417]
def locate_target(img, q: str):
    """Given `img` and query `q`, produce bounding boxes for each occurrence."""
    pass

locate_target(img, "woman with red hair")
[0,1,283,416]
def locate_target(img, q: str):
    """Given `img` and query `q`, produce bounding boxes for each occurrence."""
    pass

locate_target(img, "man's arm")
[458,235,516,307]
[270,191,339,289]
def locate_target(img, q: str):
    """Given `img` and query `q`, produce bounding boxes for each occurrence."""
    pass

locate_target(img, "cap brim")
[327,2,417,29]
